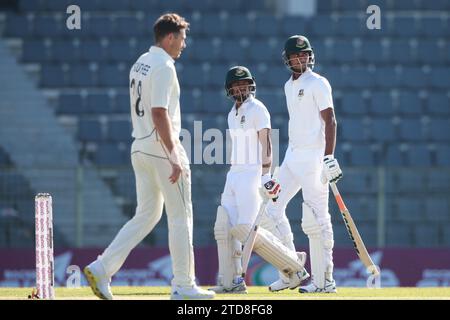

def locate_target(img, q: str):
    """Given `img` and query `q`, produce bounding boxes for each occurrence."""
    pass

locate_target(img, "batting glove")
[261,173,281,201]
[321,155,343,184]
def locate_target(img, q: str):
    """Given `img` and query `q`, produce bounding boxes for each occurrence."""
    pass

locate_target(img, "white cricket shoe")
[299,278,337,293]
[269,252,309,292]
[84,261,113,300]
[208,278,248,294]
[171,285,216,300]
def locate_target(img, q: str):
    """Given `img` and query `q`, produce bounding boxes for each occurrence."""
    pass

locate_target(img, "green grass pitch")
[1,287,449,300]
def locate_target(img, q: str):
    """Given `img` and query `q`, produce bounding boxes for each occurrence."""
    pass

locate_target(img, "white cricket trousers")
[221,166,262,227]
[98,140,196,287]
[266,146,334,273]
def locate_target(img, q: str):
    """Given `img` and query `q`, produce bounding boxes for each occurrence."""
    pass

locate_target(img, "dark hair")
[153,13,190,43]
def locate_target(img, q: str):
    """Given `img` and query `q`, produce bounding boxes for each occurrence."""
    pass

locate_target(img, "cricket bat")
[330,182,379,276]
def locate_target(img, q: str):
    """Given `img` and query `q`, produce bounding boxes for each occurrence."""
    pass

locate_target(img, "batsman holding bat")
[209,66,309,294]
[265,35,343,293]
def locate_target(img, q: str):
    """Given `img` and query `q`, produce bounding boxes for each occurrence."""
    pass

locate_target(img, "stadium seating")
[1,0,449,248]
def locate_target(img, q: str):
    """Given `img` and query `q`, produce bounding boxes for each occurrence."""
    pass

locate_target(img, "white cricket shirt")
[284,69,334,150]
[129,46,181,144]
[227,96,271,168]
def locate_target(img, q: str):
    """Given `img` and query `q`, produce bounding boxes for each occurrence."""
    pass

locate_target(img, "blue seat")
[80,40,108,62]
[58,93,83,114]
[335,16,362,36]
[340,118,367,142]
[86,93,111,114]
[0,148,10,165]
[360,40,385,63]
[391,170,427,193]
[349,144,375,165]
[281,16,307,37]
[401,67,427,89]
[421,0,450,10]
[266,66,288,87]
[332,40,356,64]
[34,16,62,37]
[4,15,31,37]
[408,144,432,166]
[228,14,254,36]
[219,39,248,62]
[370,92,394,115]
[309,15,335,37]
[200,14,228,37]
[78,119,102,141]
[98,64,128,87]
[390,17,418,37]
[370,118,396,142]
[413,224,440,247]
[395,197,423,221]
[70,64,96,87]
[427,93,449,115]
[388,40,413,64]
[86,17,115,37]
[342,92,367,115]
[418,17,447,37]
[181,91,202,113]
[191,39,218,61]
[202,90,228,113]
[108,40,134,62]
[98,0,131,11]
[425,198,450,222]
[113,93,130,113]
[254,15,280,37]
[428,170,450,191]
[181,65,206,88]
[114,16,143,37]
[18,0,41,11]
[69,0,102,10]
[206,65,229,88]
[130,0,157,10]
[386,224,411,246]
[348,67,375,88]
[94,143,127,166]
[116,170,136,200]
[396,91,421,115]
[52,40,79,62]
[436,146,450,166]
[385,145,405,166]
[248,40,279,62]
[22,40,50,63]
[40,64,67,88]
[416,40,442,64]
[431,68,450,88]
[429,119,450,142]
[398,119,424,141]
[375,67,402,88]
[109,120,132,142]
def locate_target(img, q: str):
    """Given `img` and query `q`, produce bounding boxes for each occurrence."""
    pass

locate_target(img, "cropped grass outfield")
[1,287,449,300]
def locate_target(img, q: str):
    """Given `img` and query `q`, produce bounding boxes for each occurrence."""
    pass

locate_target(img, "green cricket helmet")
[282,35,315,73]
[224,66,256,102]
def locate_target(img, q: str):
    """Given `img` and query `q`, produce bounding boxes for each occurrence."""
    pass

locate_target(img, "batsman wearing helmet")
[209,66,309,294]
[265,35,342,293]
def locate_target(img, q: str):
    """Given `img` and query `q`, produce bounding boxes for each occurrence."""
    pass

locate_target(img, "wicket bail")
[35,193,55,300]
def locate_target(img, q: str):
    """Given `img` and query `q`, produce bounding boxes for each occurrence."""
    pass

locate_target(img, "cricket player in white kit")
[209,66,309,294]
[265,35,343,293]
[84,13,215,300]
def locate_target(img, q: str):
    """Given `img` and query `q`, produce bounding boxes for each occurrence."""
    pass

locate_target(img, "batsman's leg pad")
[231,224,303,278]
[260,212,296,282]
[301,202,334,289]
[214,206,243,288]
